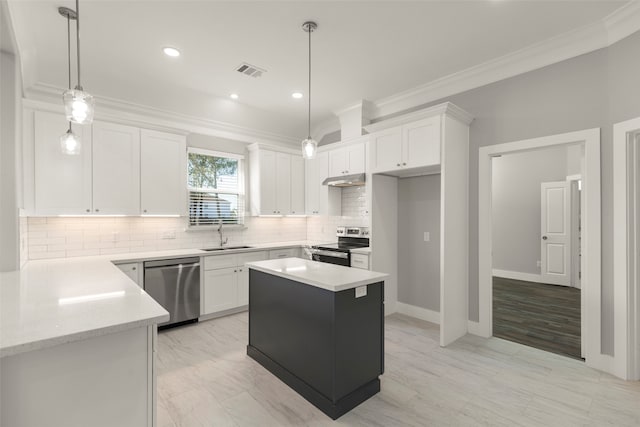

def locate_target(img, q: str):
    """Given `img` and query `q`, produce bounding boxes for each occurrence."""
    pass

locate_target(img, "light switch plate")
[424,232,430,242]
[355,286,367,298]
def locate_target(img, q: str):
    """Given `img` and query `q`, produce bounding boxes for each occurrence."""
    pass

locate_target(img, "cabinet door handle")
[143,209,147,213]
[86,209,90,213]
[234,269,237,272]
[403,162,407,166]
[132,267,136,270]
[95,209,100,212]
[397,163,401,167]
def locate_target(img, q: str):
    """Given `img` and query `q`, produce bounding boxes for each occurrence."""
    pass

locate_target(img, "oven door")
[311,249,350,266]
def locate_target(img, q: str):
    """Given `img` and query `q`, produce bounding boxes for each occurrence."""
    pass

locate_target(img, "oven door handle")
[311,249,349,259]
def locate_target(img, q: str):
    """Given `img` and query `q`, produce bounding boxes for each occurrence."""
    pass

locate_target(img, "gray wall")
[491,146,572,275]
[398,175,441,311]
[1,1,23,272]
[390,30,640,355]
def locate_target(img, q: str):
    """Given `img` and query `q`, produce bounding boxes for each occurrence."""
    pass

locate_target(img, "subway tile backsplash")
[27,216,307,260]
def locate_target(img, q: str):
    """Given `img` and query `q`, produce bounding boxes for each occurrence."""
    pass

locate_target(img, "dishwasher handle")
[144,257,200,269]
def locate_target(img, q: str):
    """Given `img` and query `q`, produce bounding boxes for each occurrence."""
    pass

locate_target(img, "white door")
[92,121,140,215]
[140,130,186,215]
[541,181,571,286]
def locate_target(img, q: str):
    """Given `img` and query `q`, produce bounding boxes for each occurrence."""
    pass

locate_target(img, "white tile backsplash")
[27,216,307,260]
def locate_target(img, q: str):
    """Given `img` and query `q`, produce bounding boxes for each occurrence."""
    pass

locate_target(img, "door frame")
[478,128,602,370]
[613,116,640,380]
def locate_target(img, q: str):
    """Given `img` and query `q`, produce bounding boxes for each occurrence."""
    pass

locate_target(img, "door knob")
[542,236,548,240]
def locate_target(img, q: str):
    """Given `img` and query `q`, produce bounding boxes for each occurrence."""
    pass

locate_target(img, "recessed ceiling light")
[163,47,180,57]
[230,93,239,100]
[292,92,303,99]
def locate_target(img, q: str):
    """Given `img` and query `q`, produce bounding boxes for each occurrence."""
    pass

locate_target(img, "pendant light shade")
[63,88,94,124]
[302,137,317,160]
[301,21,318,160]
[63,0,94,125]
[60,127,81,155]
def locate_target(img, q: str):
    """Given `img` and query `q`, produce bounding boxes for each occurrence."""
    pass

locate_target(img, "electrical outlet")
[424,232,430,242]
[536,260,541,268]
[355,286,367,298]
[162,230,176,240]
[111,231,119,242]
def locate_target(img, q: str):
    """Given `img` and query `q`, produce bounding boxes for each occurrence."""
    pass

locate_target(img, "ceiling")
[8,0,627,140]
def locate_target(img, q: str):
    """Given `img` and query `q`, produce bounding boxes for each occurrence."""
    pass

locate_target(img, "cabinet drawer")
[350,253,370,270]
[237,251,268,266]
[204,254,237,270]
[269,248,299,259]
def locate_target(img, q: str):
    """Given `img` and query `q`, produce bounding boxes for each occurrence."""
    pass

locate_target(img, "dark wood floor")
[493,277,582,360]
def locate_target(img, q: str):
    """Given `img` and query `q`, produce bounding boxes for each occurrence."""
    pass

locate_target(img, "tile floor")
[156,312,640,426]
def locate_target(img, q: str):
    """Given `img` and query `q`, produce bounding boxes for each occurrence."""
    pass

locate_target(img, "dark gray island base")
[247,268,385,420]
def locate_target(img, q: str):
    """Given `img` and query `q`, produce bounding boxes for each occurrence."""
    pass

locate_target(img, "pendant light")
[58,6,81,155]
[301,21,318,160]
[62,0,94,125]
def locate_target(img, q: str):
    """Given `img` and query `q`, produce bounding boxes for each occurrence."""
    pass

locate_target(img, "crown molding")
[311,116,341,142]
[24,82,300,147]
[337,1,640,122]
[363,102,473,134]
[605,0,640,45]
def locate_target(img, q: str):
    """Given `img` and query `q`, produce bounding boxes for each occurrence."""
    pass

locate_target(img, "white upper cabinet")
[328,141,366,176]
[402,117,441,168]
[370,128,402,172]
[92,121,141,215]
[305,151,340,216]
[290,155,305,215]
[370,116,441,174]
[140,130,186,215]
[249,145,304,216]
[34,111,92,215]
[275,152,291,214]
[30,110,188,216]
[305,153,321,215]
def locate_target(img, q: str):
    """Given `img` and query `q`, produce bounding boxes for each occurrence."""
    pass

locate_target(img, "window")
[187,148,244,227]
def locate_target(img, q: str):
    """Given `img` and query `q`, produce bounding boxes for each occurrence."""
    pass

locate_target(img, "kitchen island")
[245,258,388,419]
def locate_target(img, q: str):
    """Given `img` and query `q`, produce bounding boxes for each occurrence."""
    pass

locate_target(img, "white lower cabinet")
[268,247,300,259]
[350,253,370,270]
[115,262,143,287]
[201,251,268,316]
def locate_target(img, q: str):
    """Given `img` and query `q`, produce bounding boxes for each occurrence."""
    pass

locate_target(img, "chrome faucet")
[218,220,228,247]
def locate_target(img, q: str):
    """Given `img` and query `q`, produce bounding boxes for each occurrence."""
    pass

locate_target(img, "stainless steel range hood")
[322,173,366,187]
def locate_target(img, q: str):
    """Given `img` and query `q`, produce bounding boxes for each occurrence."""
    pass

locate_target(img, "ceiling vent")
[235,63,266,78]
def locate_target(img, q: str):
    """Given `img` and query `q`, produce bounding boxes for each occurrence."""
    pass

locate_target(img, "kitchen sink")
[201,246,254,251]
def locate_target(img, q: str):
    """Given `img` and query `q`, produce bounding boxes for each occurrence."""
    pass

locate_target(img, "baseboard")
[396,302,440,324]
[492,269,547,284]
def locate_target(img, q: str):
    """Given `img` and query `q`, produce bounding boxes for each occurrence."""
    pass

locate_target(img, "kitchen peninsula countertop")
[246,257,388,292]
[0,240,331,358]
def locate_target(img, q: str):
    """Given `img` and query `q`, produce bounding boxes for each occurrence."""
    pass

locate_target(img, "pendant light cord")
[75,0,81,89]
[307,24,312,139]
[66,13,72,132]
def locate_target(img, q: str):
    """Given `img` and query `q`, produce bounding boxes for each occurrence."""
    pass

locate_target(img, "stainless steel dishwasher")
[144,257,200,329]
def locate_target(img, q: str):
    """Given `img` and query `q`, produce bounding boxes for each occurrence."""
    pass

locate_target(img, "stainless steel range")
[310,227,369,266]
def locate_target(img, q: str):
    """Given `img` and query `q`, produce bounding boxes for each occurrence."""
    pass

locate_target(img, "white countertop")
[0,258,169,358]
[246,258,388,292]
[0,240,328,358]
